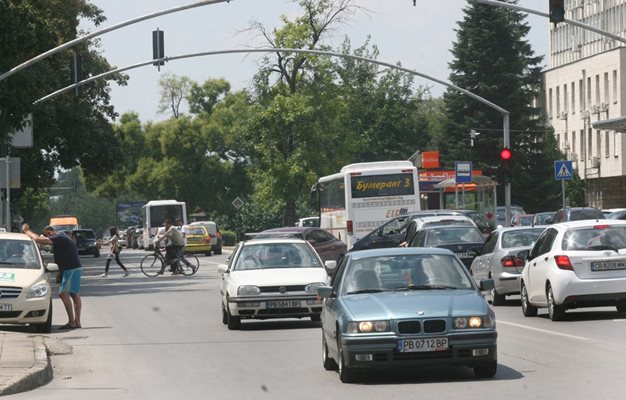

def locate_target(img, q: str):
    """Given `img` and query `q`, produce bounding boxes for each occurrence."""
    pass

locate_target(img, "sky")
[81,0,550,122]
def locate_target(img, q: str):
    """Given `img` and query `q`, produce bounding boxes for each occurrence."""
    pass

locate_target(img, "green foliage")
[220,230,237,246]
[437,1,558,211]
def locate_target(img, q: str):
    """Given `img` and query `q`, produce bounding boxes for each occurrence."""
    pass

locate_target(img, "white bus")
[316,161,420,249]
[141,200,187,250]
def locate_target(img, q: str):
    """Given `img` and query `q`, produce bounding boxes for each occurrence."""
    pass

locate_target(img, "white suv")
[520,220,626,321]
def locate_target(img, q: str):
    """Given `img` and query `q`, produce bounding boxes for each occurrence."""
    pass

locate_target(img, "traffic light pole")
[503,113,511,227]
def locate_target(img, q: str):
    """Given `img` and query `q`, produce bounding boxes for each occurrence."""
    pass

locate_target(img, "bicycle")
[140,246,199,277]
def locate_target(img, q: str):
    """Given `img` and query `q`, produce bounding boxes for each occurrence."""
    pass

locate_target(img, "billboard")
[116,201,145,229]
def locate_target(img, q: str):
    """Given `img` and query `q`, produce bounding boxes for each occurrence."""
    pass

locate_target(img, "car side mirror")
[217,264,229,274]
[317,286,333,298]
[516,250,530,261]
[479,279,495,291]
[45,263,59,273]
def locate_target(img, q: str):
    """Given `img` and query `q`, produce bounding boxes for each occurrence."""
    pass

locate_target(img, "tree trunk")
[283,200,297,227]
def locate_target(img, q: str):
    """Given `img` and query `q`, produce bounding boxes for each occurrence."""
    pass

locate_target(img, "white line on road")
[498,320,591,341]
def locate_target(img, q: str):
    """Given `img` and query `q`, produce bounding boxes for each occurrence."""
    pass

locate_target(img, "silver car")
[470,226,546,305]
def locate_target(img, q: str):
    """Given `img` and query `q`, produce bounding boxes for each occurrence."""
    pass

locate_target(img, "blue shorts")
[60,268,83,294]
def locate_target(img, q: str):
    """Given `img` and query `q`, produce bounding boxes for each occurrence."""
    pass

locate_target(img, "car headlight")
[453,315,495,329]
[305,282,326,294]
[237,285,261,296]
[347,320,390,333]
[27,283,50,299]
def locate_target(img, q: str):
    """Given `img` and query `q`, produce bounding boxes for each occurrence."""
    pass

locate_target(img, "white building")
[543,0,626,207]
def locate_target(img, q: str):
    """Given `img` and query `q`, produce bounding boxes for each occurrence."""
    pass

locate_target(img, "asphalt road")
[9,248,626,399]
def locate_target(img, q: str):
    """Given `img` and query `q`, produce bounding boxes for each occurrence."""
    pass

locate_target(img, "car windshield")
[73,231,95,240]
[501,229,543,248]
[424,227,484,245]
[534,213,554,224]
[0,240,39,269]
[185,227,205,236]
[562,226,626,251]
[234,242,321,271]
[342,254,473,294]
[569,210,602,221]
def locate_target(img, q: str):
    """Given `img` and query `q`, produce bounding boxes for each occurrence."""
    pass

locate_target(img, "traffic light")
[499,148,513,184]
[549,0,565,25]
[152,29,165,69]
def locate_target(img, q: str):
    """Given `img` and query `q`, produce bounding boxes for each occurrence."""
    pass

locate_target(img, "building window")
[548,88,553,118]
[572,131,577,161]
[596,130,601,159]
[595,74,600,106]
[605,131,610,158]
[571,82,576,113]
[564,84,569,113]
[587,77,592,108]
[614,70,618,104]
[588,129,593,159]
[604,72,610,104]
[579,79,584,111]
[556,86,561,115]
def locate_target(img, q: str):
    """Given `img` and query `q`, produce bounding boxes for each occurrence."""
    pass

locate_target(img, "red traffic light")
[500,148,512,160]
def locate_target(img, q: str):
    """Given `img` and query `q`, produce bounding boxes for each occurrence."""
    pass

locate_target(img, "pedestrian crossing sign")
[554,160,573,180]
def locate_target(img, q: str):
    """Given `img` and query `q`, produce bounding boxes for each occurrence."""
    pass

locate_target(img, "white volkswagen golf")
[0,233,58,332]
[218,238,331,330]
[520,220,626,321]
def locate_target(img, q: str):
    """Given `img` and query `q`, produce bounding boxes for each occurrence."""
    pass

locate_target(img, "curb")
[0,336,52,397]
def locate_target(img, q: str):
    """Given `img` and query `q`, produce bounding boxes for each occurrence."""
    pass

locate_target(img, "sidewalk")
[0,332,53,396]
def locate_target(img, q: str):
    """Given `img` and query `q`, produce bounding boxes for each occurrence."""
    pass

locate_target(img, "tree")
[436,1,560,211]
[0,0,127,222]
[157,73,193,118]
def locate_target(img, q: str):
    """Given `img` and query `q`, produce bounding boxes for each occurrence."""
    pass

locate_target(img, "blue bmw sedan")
[318,247,497,383]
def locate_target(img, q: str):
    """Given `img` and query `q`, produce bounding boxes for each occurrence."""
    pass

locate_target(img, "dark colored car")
[350,210,461,252]
[69,229,100,257]
[255,227,347,263]
[452,209,495,237]
[407,225,485,269]
[552,207,604,223]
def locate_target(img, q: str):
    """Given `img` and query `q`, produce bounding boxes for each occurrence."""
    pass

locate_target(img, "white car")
[520,220,626,321]
[217,238,331,330]
[0,233,58,332]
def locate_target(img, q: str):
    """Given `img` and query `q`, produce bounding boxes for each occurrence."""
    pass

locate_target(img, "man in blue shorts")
[23,223,83,330]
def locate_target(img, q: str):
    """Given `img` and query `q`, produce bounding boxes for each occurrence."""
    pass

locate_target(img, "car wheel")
[520,282,538,317]
[226,305,241,330]
[490,288,505,306]
[32,301,52,333]
[322,332,338,371]
[617,301,626,313]
[547,285,565,321]
[337,337,359,383]
[310,314,321,322]
[474,360,497,378]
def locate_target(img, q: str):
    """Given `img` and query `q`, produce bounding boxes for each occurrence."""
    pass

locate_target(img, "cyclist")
[154,219,195,275]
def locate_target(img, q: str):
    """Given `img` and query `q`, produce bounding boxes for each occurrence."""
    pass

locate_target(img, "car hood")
[341,290,488,319]
[230,268,329,286]
[0,268,47,287]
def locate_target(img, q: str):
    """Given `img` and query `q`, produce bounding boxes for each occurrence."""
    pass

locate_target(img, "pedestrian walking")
[22,223,83,330]
[101,227,129,278]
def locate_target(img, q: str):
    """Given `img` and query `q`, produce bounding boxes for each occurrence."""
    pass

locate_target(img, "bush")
[221,230,237,246]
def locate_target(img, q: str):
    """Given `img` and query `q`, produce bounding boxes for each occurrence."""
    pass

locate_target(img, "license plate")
[591,261,626,271]
[456,252,472,258]
[266,300,300,309]
[0,304,12,311]
[397,337,448,352]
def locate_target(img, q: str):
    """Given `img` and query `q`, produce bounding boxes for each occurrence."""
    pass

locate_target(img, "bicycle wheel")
[140,254,164,277]
[180,253,199,276]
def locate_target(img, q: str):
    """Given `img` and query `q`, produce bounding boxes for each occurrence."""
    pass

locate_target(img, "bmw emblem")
[457,245,463,251]
[279,286,287,294]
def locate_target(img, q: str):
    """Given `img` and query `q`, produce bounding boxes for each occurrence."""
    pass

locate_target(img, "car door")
[321,256,349,355]
[526,228,558,303]
[472,232,498,281]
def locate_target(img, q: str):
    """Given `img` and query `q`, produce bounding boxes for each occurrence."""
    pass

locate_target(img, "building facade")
[543,0,626,207]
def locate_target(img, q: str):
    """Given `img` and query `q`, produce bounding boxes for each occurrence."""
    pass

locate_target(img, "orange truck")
[49,215,80,231]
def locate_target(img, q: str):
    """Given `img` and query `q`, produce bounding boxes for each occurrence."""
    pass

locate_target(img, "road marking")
[498,320,590,341]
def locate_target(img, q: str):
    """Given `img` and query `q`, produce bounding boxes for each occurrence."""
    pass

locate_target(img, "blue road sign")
[554,160,573,180]
[455,161,472,183]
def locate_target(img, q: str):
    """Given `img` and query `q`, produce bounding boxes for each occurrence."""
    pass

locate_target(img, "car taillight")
[501,256,524,268]
[205,236,211,243]
[554,255,574,271]
[347,220,353,235]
